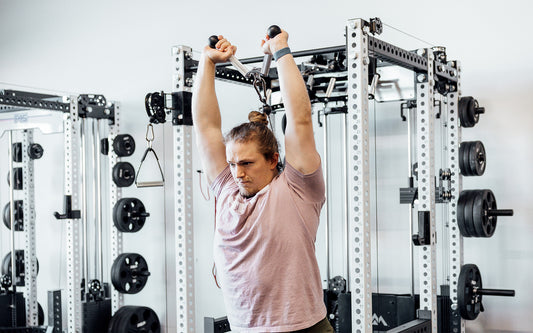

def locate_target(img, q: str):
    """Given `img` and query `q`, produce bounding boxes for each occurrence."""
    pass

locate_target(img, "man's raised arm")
[192,37,236,183]
[262,31,321,175]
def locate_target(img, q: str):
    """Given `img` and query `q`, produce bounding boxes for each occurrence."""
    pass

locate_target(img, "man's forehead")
[226,141,261,160]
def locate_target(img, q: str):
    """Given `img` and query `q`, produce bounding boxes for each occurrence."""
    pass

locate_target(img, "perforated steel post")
[171,45,195,333]
[447,62,465,333]
[22,129,38,326]
[415,50,438,332]
[65,97,82,332]
[346,19,372,333]
[109,104,123,313]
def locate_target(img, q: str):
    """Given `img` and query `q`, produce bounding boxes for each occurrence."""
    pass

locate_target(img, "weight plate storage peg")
[459,141,486,176]
[107,306,160,333]
[458,96,485,128]
[458,264,515,320]
[3,201,24,231]
[112,162,135,187]
[457,190,513,238]
[113,134,136,157]
[1,250,39,286]
[113,198,150,232]
[111,253,150,294]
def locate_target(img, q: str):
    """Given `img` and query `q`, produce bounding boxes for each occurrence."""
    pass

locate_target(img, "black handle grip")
[267,25,281,38]
[208,35,219,49]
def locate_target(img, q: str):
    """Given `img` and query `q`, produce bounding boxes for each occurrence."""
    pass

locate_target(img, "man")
[192,29,333,332]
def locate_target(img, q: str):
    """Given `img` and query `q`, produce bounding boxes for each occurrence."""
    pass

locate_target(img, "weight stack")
[0,292,25,328]
[82,299,111,333]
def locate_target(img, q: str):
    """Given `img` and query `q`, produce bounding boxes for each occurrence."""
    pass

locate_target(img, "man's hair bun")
[248,111,269,126]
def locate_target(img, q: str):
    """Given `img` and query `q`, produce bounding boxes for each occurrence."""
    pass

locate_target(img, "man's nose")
[235,165,245,178]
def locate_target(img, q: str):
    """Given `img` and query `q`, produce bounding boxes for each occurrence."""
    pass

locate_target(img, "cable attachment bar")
[135,124,165,188]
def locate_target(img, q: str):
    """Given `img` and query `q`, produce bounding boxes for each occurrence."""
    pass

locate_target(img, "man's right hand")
[203,36,237,64]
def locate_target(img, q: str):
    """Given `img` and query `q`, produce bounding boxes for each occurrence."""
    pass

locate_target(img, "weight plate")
[108,306,160,333]
[112,162,135,187]
[113,198,148,233]
[111,253,150,294]
[281,113,287,135]
[13,142,22,162]
[473,189,497,238]
[1,250,39,286]
[113,134,136,157]
[38,302,44,326]
[457,190,476,237]
[463,190,479,237]
[28,143,44,159]
[468,141,486,176]
[6,168,23,190]
[459,96,477,128]
[459,142,473,176]
[458,264,483,320]
[3,201,24,231]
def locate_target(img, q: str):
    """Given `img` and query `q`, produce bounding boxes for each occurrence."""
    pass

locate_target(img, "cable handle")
[261,25,282,77]
[207,35,250,77]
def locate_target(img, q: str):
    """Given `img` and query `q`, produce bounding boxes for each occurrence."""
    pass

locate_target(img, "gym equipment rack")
[161,17,466,333]
[0,90,122,332]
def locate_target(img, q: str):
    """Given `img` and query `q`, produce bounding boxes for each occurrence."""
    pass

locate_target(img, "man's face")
[226,140,279,198]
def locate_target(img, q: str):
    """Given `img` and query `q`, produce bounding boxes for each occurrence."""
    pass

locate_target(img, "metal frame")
[415,50,438,332]
[64,98,82,332]
[22,130,38,326]
[109,104,123,313]
[447,64,465,333]
[169,18,467,332]
[171,45,196,333]
[346,18,373,332]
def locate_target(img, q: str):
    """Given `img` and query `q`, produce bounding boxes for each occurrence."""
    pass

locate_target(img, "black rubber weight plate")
[457,191,471,237]
[108,306,160,333]
[463,190,479,237]
[458,264,483,320]
[469,141,486,176]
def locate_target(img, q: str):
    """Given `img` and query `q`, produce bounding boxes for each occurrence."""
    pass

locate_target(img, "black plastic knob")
[208,35,219,49]
[267,25,281,38]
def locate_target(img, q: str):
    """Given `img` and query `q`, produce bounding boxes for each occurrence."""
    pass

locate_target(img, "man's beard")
[239,187,257,199]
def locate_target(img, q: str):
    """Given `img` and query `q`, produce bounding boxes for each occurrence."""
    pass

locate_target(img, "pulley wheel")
[112,162,135,187]
[3,200,24,231]
[113,134,136,157]
[111,253,150,294]
[113,198,149,233]
[458,264,483,320]
[108,306,160,333]
[1,250,39,286]
[472,189,497,238]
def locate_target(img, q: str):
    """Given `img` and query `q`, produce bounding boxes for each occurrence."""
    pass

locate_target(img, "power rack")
[148,17,513,333]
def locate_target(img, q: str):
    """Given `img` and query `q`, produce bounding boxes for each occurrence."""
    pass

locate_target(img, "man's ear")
[270,152,280,170]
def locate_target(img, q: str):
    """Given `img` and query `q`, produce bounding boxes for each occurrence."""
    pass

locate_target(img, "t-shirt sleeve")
[284,162,325,203]
[210,165,233,198]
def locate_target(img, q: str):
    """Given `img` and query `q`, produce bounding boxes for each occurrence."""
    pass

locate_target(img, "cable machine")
[146,17,515,333]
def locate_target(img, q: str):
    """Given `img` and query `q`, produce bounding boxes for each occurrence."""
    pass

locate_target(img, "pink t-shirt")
[211,162,326,332]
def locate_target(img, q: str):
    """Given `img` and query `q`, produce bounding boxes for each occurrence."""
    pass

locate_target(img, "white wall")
[1,0,532,332]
